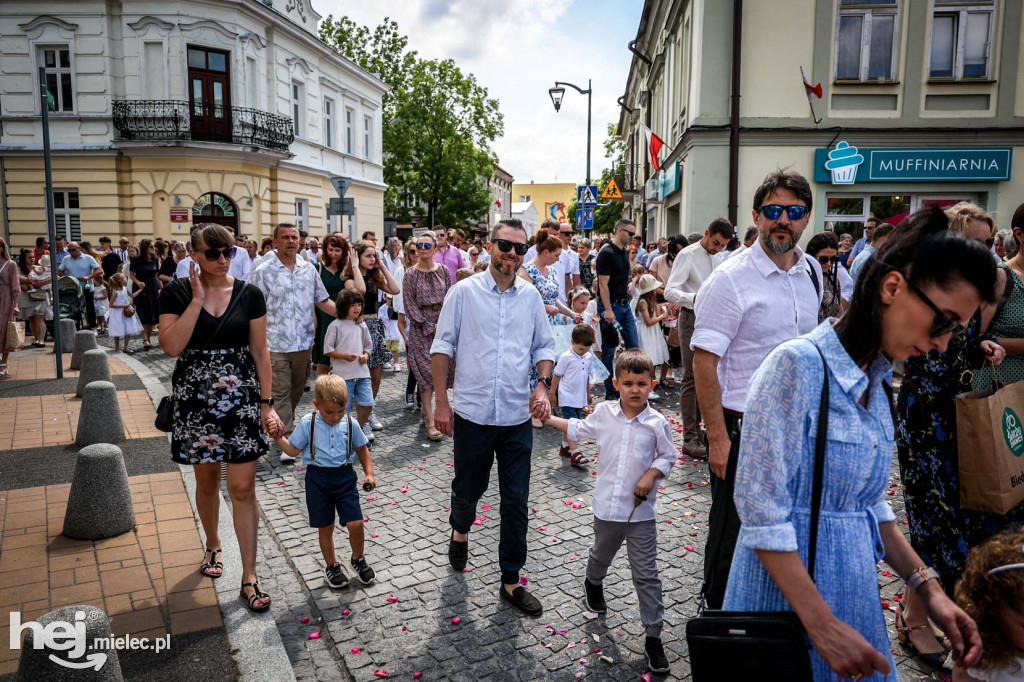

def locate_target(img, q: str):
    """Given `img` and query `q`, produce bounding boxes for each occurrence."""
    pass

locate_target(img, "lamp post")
[548,79,592,186]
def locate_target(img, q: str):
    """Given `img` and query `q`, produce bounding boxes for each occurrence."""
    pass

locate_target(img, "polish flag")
[644,125,666,172]
[801,66,822,100]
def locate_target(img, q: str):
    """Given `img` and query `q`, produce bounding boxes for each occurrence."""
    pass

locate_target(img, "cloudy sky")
[315,0,644,185]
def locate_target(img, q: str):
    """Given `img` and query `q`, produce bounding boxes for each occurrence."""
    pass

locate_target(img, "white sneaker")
[393,363,402,373]
[362,421,375,442]
[383,362,393,370]
[280,452,296,464]
[648,391,661,401]
[369,412,384,431]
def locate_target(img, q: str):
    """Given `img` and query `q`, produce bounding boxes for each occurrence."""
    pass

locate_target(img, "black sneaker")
[324,562,349,589]
[583,578,607,613]
[448,530,468,571]
[645,636,670,674]
[499,584,543,617]
[350,556,375,585]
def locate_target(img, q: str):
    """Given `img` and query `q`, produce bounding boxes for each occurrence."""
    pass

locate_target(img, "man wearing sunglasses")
[58,241,103,329]
[595,219,642,399]
[690,169,823,609]
[432,218,556,618]
[432,226,465,285]
[848,216,878,264]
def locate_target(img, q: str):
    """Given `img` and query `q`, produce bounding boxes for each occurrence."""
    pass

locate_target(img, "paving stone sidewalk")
[108,337,948,682]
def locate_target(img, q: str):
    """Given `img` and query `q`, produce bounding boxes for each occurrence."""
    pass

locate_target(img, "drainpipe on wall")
[728,0,743,228]
[628,40,653,239]
[0,158,9,245]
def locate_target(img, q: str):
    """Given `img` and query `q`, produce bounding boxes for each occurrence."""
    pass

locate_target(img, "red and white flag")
[643,125,667,172]
[801,66,822,100]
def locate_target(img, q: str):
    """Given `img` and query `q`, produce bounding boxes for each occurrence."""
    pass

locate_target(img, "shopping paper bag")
[957,379,1024,514]
[5,320,24,351]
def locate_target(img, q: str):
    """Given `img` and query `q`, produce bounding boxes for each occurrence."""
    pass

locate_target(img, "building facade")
[510,182,575,228]
[0,0,387,250]
[486,164,513,227]
[620,0,1024,242]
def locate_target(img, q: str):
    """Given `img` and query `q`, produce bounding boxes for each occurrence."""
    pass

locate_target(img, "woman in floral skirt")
[158,223,283,613]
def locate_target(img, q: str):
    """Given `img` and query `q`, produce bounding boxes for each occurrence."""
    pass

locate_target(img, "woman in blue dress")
[723,208,988,681]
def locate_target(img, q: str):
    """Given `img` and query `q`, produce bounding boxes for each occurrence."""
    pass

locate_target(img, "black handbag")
[154,284,242,433]
[685,345,830,682]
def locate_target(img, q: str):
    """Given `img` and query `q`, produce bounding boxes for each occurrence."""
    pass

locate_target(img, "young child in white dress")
[633,275,670,383]
[380,296,402,372]
[107,273,143,352]
[93,280,109,335]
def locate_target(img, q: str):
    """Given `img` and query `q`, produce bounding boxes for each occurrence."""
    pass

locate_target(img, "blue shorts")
[304,465,363,527]
[560,406,584,419]
[345,377,375,411]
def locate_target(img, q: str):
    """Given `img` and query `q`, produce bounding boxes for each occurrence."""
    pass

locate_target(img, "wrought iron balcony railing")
[613,162,642,193]
[112,100,295,152]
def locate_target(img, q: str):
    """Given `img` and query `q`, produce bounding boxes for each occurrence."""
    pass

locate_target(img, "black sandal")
[199,547,223,578]
[239,580,271,612]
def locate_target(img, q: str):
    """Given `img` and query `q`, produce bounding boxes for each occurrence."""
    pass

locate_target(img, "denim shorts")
[560,406,584,420]
[305,465,363,527]
[345,377,375,411]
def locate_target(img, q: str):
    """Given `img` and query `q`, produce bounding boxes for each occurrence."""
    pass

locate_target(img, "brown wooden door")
[187,47,231,143]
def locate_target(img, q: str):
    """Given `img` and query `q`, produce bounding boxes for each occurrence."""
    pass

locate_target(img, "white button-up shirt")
[431,267,556,426]
[567,401,677,522]
[250,254,329,353]
[553,347,593,409]
[691,240,822,413]
[663,240,719,310]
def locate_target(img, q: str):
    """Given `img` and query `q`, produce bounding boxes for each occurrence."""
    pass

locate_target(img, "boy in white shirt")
[545,349,676,674]
[550,324,595,467]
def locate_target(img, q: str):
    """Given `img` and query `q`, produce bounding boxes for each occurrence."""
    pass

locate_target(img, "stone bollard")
[15,605,124,681]
[75,350,111,399]
[63,444,136,540]
[70,329,98,370]
[75,381,124,446]
[54,318,76,354]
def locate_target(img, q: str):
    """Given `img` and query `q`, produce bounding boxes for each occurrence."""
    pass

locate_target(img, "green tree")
[319,17,503,227]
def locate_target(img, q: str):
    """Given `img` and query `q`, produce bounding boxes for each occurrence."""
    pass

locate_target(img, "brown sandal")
[569,451,593,467]
[199,548,223,578]
[894,607,949,668]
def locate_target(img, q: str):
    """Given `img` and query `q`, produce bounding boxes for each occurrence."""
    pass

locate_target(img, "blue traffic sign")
[576,207,594,230]
[577,185,598,207]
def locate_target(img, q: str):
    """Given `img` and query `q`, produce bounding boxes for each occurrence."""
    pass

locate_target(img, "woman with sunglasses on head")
[806,232,850,323]
[402,231,455,441]
[893,201,1012,669]
[158,223,283,613]
[314,233,360,377]
[723,207,989,681]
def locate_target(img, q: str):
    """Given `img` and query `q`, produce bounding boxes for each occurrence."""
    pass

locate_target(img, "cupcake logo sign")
[825,141,865,185]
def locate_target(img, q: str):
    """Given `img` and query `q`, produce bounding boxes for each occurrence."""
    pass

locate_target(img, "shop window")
[835,0,900,82]
[53,190,81,242]
[40,47,75,112]
[930,0,995,80]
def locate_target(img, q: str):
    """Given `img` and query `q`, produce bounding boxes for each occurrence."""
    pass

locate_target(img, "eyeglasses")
[560,231,573,236]
[758,204,809,221]
[906,279,966,337]
[415,242,434,250]
[202,246,236,261]
[495,238,529,255]
[817,255,839,266]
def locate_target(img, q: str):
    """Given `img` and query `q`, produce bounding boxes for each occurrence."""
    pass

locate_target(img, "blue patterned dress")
[524,261,566,389]
[723,321,897,682]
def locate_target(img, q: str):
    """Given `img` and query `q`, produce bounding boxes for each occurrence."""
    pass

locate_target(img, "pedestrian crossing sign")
[599,178,623,201]
[577,185,598,207]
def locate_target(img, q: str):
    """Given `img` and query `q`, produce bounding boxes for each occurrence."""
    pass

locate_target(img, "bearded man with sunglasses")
[432,218,556,617]
[690,169,823,609]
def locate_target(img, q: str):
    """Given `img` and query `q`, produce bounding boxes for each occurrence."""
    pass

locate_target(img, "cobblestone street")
[107,338,946,682]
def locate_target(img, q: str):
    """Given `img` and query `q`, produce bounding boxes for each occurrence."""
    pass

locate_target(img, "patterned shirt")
[250,254,329,353]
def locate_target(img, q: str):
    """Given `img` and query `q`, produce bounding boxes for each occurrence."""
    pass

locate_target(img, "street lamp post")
[548,79,592,186]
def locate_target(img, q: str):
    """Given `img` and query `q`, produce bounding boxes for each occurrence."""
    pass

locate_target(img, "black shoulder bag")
[155,283,243,432]
[684,345,830,682]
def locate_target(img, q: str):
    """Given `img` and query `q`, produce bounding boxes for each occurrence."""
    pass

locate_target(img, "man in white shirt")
[303,238,320,263]
[251,223,337,457]
[177,235,251,282]
[691,170,822,609]
[432,218,556,618]
[663,218,733,458]
[721,226,758,262]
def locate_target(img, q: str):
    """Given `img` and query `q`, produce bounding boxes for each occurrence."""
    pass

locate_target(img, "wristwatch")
[259,398,275,406]
[539,376,552,389]
[907,566,940,593]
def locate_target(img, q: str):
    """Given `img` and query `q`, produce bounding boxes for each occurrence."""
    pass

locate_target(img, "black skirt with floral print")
[170,347,268,464]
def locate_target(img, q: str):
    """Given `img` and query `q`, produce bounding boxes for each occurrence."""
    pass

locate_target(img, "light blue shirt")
[431,267,556,426]
[288,413,368,468]
[848,235,868,263]
[848,244,875,282]
[58,253,99,290]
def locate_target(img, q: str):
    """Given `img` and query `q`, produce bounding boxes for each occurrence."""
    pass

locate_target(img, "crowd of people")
[2,170,1024,681]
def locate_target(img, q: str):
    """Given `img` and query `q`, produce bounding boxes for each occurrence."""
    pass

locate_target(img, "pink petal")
[641,674,652,682]
[413,674,422,680]
[296,467,304,472]
[372,533,380,538]
[520,576,529,586]
[684,545,695,551]
[480,505,492,510]
[300,616,309,624]
[545,643,553,648]
[364,517,370,522]
[402,625,407,631]
[579,658,587,663]
[531,508,537,513]
[572,503,582,509]
[422,458,427,462]
[373,672,389,679]
[308,632,321,640]
[351,647,362,654]
[570,556,577,561]
[451,617,461,624]
[575,673,583,679]
[473,520,482,526]
[342,609,350,616]
[552,538,559,543]
[538,526,548,531]
[665,520,673,524]
[386,596,398,603]
[277,482,285,486]
[564,500,573,506]
[367,496,376,501]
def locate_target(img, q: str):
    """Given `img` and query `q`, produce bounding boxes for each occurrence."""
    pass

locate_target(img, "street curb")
[112,349,297,682]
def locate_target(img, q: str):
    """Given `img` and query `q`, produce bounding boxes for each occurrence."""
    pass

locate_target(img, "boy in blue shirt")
[276,375,376,588]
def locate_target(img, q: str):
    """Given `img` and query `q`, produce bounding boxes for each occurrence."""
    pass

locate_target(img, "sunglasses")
[415,242,434,250]
[817,255,839,266]
[495,238,529,255]
[202,246,236,261]
[907,279,966,337]
[618,226,636,236]
[758,204,809,221]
